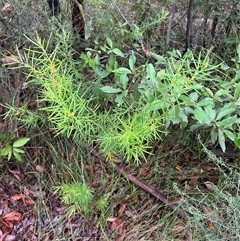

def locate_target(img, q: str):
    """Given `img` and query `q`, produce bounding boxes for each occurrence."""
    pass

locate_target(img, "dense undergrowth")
[1,0,240,240]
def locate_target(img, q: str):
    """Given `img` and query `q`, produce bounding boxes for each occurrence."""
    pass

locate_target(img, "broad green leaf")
[13,147,25,154]
[144,100,169,111]
[13,137,30,148]
[169,105,181,124]
[0,144,12,156]
[190,92,199,101]
[179,109,188,123]
[237,43,240,58]
[234,83,240,99]
[8,149,12,160]
[106,37,113,49]
[119,74,128,89]
[113,67,131,75]
[100,86,122,94]
[129,51,136,71]
[218,128,226,152]
[115,90,128,106]
[108,54,116,68]
[146,64,156,83]
[13,150,23,162]
[205,88,214,97]
[216,115,237,128]
[221,63,230,70]
[211,126,218,143]
[197,97,214,107]
[224,130,235,141]
[234,138,240,148]
[194,108,212,124]
[84,20,92,40]
[112,48,124,57]
[216,107,235,121]
[214,89,230,101]
[190,123,209,131]
[205,106,216,122]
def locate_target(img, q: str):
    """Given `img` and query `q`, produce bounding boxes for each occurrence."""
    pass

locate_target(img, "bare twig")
[113,163,192,219]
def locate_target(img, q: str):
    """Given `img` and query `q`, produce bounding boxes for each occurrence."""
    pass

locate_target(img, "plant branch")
[112,163,192,219]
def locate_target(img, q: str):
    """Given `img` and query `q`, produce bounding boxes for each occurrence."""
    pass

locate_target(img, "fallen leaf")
[204,181,215,190]
[3,234,16,241]
[175,165,182,171]
[107,217,123,232]
[188,177,199,186]
[12,193,35,205]
[1,2,12,12]
[207,221,216,231]
[36,165,47,173]
[8,169,21,182]
[1,55,19,64]
[172,220,185,234]
[199,162,215,171]
[2,211,22,222]
[203,207,224,222]
[1,211,22,229]
[0,232,9,241]
[118,202,127,217]
[139,166,151,176]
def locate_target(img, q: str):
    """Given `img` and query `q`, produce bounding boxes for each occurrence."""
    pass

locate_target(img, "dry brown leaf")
[172,220,185,234]
[188,177,199,186]
[203,207,224,222]
[1,55,19,64]
[175,165,183,171]
[118,202,127,217]
[204,181,215,190]
[8,169,21,182]
[4,234,16,241]
[1,211,22,229]
[10,187,35,205]
[0,232,9,241]
[116,233,125,241]
[199,162,215,171]
[36,165,47,173]
[139,166,151,177]
[207,221,216,231]
[107,217,123,232]
[1,2,12,12]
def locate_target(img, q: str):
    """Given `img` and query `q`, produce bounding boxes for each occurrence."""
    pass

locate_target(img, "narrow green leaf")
[147,63,156,83]
[100,86,122,94]
[216,115,237,128]
[106,37,113,49]
[211,127,218,143]
[204,106,216,122]
[13,147,25,154]
[119,74,129,89]
[234,138,240,148]
[216,107,235,121]
[129,51,136,71]
[113,67,131,75]
[234,83,240,99]
[224,130,235,141]
[112,48,124,57]
[13,137,30,148]
[0,144,12,156]
[194,108,212,124]
[169,105,181,124]
[197,97,214,107]
[218,128,226,152]
[84,20,92,40]
[13,150,23,162]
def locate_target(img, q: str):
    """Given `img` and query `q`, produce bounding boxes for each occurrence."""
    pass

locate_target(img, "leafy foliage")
[0,137,30,162]
[55,182,93,215]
